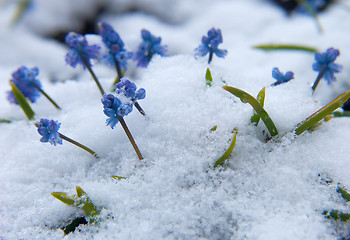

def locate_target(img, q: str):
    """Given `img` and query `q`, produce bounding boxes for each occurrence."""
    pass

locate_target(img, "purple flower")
[101,94,133,129]
[312,48,342,84]
[98,21,133,71]
[195,28,227,63]
[7,66,42,104]
[134,29,167,67]
[271,67,294,86]
[115,78,146,101]
[35,119,62,146]
[65,32,100,69]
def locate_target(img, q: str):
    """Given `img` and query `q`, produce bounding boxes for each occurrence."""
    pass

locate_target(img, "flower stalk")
[58,133,98,159]
[33,83,61,109]
[118,117,143,160]
[81,57,105,96]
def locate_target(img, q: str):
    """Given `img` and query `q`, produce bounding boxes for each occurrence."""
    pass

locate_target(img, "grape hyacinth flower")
[101,94,143,160]
[311,47,342,93]
[115,78,146,116]
[35,118,98,158]
[98,21,133,85]
[134,29,167,68]
[271,67,294,86]
[65,32,105,95]
[195,28,227,64]
[7,66,61,109]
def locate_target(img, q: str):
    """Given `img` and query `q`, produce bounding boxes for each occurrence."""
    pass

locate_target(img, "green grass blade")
[223,86,279,136]
[0,119,11,123]
[214,128,238,168]
[10,82,35,120]
[51,192,75,206]
[333,111,350,117]
[295,89,350,135]
[205,67,213,87]
[337,187,350,202]
[253,44,317,53]
[112,175,126,180]
[75,186,100,219]
[250,87,266,125]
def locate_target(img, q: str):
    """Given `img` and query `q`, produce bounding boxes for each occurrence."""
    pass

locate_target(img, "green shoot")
[253,44,317,53]
[214,128,238,168]
[250,87,266,125]
[10,82,35,120]
[295,89,350,135]
[205,67,213,87]
[223,86,279,137]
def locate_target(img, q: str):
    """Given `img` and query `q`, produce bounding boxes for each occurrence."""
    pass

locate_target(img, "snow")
[1,0,350,239]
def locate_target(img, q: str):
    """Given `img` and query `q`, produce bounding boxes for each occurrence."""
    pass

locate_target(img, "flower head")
[35,119,62,146]
[133,29,167,68]
[98,21,133,71]
[271,67,294,86]
[65,32,100,69]
[7,66,42,104]
[195,28,227,63]
[312,48,342,84]
[101,94,133,129]
[115,78,146,101]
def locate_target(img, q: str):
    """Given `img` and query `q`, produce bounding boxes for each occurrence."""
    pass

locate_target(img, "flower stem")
[134,101,147,117]
[117,116,143,160]
[208,49,214,64]
[58,133,98,159]
[311,65,326,94]
[112,59,122,86]
[81,57,105,96]
[33,84,61,110]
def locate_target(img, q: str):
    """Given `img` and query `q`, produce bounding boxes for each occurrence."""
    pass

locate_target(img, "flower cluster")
[101,94,133,129]
[98,21,133,72]
[65,32,100,69]
[35,118,62,146]
[7,66,42,104]
[134,29,168,67]
[115,78,146,102]
[271,67,294,86]
[312,48,342,84]
[195,28,227,63]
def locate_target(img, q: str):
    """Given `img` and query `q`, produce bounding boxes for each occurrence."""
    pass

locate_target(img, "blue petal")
[214,49,227,58]
[106,116,119,129]
[135,88,146,100]
[104,108,116,117]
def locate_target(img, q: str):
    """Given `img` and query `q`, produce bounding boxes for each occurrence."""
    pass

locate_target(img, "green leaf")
[337,187,350,202]
[214,128,238,168]
[112,175,126,180]
[333,111,350,117]
[10,82,35,120]
[223,86,279,136]
[75,186,100,220]
[0,119,11,123]
[209,125,217,132]
[253,44,317,53]
[51,192,75,206]
[205,67,213,87]
[295,89,350,135]
[250,87,266,125]
[324,210,350,222]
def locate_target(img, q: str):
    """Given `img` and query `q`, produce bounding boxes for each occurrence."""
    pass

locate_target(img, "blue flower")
[195,28,227,63]
[35,119,62,146]
[98,21,133,71]
[297,0,331,13]
[134,29,167,67]
[115,78,146,101]
[312,48,342,84]
[65,32,100,69]
[101,94,133,129]
[271,67,294,86]
[7,66,42,104]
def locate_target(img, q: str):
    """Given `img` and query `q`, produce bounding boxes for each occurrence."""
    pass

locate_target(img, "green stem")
[253,44,317,53]
[112,59,122,86]
[311,66,326,94]
[81,58,105,96]
[117,116,143,160]
[208,49,214,64]
[58,133,98,159]
[214,128,237,168]
[33,84,61,110]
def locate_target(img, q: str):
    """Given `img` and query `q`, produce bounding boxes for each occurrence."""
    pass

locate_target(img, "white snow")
[1,0,350,239]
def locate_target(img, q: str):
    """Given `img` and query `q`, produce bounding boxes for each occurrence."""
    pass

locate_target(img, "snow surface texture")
[1,0,350,239]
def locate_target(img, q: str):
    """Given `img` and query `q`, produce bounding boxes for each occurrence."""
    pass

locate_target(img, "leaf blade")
[10,82,35,120]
